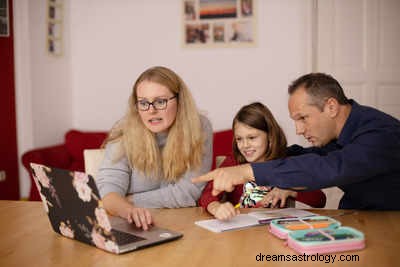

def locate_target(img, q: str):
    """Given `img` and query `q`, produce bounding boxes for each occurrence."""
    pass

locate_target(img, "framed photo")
[48,39,62,55]
[48,22,62,39]
[182,0,256,48]
[47,0,63,56]
[0,0,9,37]
[48,4,62,22]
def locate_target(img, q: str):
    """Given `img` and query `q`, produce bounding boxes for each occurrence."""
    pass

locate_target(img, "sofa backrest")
[212,129,234,169]
[65,130,108,171]
[69,128,234,173]
[84,148,105,179]
[80,129,234,175]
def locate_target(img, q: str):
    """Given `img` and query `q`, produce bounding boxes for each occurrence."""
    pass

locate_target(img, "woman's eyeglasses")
[136,96,177,111]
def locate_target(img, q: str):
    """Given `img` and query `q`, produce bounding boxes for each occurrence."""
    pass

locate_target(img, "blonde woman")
[96,66,212,229]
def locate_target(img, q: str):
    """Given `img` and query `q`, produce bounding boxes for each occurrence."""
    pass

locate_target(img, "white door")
[317,0,400,119]
[312,0,400,208]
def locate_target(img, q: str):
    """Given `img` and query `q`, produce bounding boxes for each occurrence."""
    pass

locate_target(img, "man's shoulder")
[339,100,400,146]
[348,101,400,134]
[354,101,399,125]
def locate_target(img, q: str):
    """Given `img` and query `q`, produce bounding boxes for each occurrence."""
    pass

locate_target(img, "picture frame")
[0,0,10,37]
[47,0,63,56]
[182,0,256,48]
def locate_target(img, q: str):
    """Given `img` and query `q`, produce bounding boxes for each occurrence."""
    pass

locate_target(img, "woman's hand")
[124,206,153,230]
[102,192,153,230]
[261,188,297,208]
[207,201,240,221]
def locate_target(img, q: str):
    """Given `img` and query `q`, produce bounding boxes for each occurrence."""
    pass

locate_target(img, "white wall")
[70,0,312,138]
[14,0,313,198]
[14,0,33,199]
[14,0,73,198]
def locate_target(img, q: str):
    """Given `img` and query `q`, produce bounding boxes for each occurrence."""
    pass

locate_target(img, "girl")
[96,66,213,229]
[199,102,326,220]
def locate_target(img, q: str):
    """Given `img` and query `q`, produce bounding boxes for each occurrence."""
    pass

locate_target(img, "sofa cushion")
[212,129,234,169]
[65,130,108,171]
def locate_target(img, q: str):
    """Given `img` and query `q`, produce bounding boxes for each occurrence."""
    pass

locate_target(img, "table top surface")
[1,200,399,267]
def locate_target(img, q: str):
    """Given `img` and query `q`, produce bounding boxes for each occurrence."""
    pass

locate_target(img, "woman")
[96,66,213,229]
[199,102,326,220]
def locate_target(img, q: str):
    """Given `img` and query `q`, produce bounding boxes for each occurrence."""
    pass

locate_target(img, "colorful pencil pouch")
[269,216,340,239]
[287,226,365,255]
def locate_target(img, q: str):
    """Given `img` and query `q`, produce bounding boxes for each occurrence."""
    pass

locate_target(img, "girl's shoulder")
[219,155,237,168]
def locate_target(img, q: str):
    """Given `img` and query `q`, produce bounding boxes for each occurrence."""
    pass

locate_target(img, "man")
[193,73,400,210]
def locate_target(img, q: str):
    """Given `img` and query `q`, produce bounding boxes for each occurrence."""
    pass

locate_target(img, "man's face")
[288,87,337,147]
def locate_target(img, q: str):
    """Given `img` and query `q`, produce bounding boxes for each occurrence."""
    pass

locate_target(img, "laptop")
[30,163,183,254]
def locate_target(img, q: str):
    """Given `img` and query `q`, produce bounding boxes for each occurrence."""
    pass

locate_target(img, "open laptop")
[30,163,182,254]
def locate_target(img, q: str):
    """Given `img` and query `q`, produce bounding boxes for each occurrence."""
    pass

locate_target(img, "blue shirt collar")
[337,99,359,146]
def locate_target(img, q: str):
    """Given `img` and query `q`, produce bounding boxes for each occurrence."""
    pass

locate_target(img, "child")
[199,102,326,220]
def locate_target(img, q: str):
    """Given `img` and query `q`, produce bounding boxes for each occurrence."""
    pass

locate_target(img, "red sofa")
[22,130,108,201]
[22,129,234,201]
[22,129,326,208]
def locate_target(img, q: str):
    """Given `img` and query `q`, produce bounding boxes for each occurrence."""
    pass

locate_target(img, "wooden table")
[0,201,399,267]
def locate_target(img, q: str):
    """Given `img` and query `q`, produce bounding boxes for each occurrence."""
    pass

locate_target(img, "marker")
[234,203,240,209]
[285,222,331,230]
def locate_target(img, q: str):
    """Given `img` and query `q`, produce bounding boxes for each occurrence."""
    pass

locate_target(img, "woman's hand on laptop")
[102,192,153,230]
[126,206,153,231]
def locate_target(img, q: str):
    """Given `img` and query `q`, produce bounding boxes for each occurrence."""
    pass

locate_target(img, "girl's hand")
[207,201,240,221]
[261,188,297,208]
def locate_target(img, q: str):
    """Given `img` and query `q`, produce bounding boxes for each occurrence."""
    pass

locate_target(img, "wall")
[69,0,312,138]
[14,0,313,198]
[14,0,72,198]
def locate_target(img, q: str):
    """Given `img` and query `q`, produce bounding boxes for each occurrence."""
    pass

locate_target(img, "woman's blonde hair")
[232,102,287,164]
[105,66,204,181]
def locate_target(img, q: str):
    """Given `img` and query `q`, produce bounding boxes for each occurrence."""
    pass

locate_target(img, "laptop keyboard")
[111,229,146,246]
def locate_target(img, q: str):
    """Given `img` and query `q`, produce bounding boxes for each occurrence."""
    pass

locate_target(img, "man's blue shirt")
[251,100,400,210]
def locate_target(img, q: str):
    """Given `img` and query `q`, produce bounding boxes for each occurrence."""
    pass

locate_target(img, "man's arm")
[194,128,400,194]
[252,130,400,190]
[192,164,255,196]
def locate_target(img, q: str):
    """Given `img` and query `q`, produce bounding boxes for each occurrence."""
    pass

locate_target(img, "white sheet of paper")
[194,214,260,233]
[195,208,318,233]
[248,208,317,222]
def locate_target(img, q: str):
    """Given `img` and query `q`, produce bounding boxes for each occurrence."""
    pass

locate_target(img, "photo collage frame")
[47,0,63,56]
[0,0,9,37]
[183,0,256,48]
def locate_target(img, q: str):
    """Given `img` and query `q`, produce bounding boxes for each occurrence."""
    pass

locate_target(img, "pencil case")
[269,216,340,239]
[287,226,365,255]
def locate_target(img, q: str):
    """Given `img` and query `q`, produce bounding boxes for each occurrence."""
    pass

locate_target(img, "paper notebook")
[247,208,317,224]
[195,208,317,233]
[195,214,260,233]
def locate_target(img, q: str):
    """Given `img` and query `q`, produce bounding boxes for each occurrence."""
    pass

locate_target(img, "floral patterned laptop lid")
[30,163,121,253]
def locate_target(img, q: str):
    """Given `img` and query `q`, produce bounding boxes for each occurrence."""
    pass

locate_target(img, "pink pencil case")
[287,226,365,255]
[269,216,340,239]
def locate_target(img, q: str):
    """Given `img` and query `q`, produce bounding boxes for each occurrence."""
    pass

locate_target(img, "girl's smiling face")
[234,121,268,163]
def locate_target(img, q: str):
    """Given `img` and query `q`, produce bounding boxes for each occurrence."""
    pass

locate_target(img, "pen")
[234,203,240,209]
[285,222,331,230]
